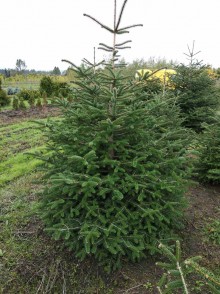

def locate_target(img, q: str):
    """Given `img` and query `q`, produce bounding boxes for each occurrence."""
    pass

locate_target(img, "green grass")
[0,119,49,186]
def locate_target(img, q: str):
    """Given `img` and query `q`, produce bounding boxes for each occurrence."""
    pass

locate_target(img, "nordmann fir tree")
[196,116,220,183]
[37,0,192,272]
[170,41,220,133]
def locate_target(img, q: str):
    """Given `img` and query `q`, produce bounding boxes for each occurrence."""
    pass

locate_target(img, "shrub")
[18,89,40,101]
[7,87,20,95]
[12,96,19,110]
[0,79,10,107]
[53,81,71,97]
[40,76,71,98]
[40,76,54,97]
[36,97,43,108]
[196,117,220,183]
[204,219,220,245]
[19,98,26,110]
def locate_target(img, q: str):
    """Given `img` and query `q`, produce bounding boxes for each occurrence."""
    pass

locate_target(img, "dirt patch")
[0,106,61,125]
[181,183,220,269]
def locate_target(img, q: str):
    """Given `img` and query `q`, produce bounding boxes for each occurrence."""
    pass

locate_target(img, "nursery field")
[0,107,220,293]
[2,81,40,92]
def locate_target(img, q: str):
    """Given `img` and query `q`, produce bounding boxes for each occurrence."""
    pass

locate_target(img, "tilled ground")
[0,105,61,125]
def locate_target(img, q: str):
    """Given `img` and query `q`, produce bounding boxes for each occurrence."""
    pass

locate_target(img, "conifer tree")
[19,97,26,110]
[0,79,10,107]
[157,241,220,293]
[196,116,220,183]
[12,96,19,110]
[37,0,192,271]
[171,42,220,132]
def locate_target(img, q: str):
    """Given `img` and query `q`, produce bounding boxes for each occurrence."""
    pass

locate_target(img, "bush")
[0,79,10,107]
[40,76,71,98]
[196,117,220,183]
[19,97,26,110]
[7,87,20,95]
[12,96,19,110]
[17,89,40,101]
[40,76,54,97]
[37,64,192,271]
[53,81,71,97]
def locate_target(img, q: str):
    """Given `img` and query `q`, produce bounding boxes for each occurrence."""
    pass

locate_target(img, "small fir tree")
[36,97,43,108]
[12,96,19,110]
[37,0,192,271]
[196,117,220,183]
[42,91,48,106]
[19,97,26,110]
[29,93,36,108]
[0,79,10,107]
[171,42,220,132]
[40,76,54,97]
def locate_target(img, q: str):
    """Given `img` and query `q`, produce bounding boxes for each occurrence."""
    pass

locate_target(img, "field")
[0,104,220,293]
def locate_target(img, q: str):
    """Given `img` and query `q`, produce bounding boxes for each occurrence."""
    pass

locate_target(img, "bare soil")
[0,105,61,125]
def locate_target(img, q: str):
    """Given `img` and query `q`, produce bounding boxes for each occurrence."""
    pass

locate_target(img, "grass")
[0,120,48,186]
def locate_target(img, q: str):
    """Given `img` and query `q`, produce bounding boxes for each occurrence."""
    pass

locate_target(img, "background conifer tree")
[38,0,192,271]
[171,42,220,132]
[0,78,10,107]
[196,117,220,183]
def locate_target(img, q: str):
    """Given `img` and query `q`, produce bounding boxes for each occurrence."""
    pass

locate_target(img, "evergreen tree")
[171,43,220,132]
[19,97,26,110]
[52,66,61,75]
[157,241,220,293]
[40,76,54,97]
[36,97,42,108]
[37,0,192,271]
[196,116,220,183]
[29,92,36,108]
[0,79,10,107]
[12,96,19,110]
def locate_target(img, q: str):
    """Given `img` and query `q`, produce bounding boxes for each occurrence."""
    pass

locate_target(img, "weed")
[204,219,220,245]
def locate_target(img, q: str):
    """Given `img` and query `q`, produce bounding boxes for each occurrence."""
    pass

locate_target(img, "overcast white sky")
[1,0,220,71]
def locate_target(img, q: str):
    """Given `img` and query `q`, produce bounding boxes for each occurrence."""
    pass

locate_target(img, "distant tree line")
[0,59,63,77]
[1,57,220,79]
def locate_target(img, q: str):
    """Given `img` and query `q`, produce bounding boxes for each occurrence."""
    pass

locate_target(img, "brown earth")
[0,105,61,125]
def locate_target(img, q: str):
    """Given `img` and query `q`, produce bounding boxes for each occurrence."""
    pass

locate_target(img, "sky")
[1,0,220,71]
